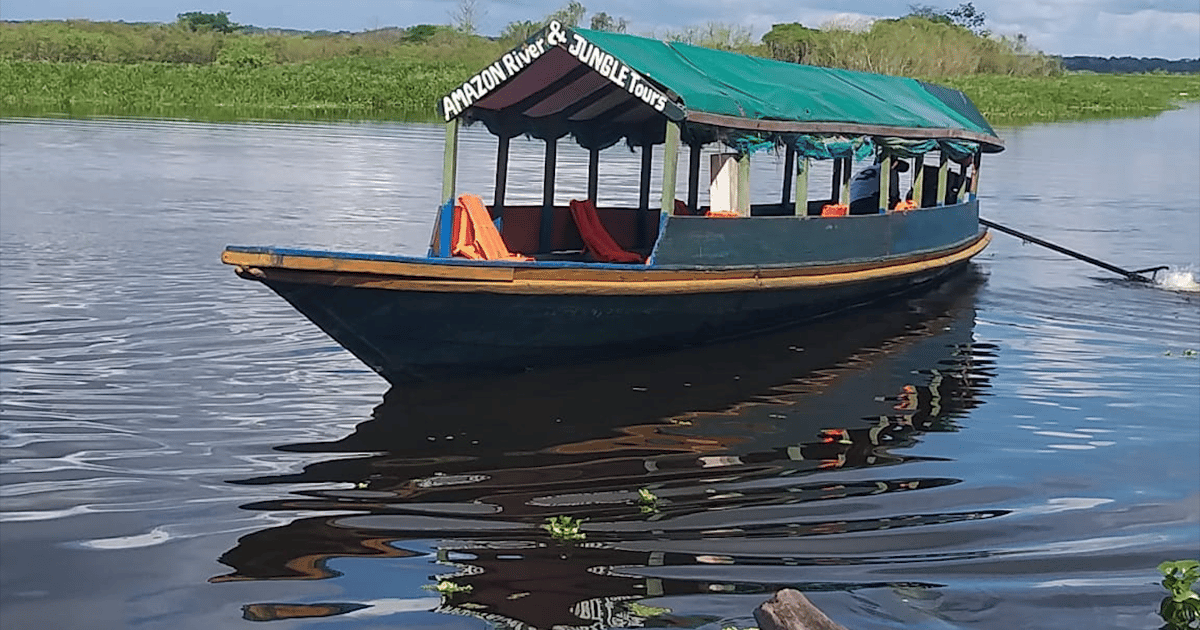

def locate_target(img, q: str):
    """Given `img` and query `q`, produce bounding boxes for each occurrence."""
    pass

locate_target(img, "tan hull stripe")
[221,250,517,282]
[231,233,989,296]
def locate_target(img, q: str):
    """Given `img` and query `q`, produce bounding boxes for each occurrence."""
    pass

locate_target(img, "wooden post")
[659,122,680,216]
[494,134,510,215]
[638,144,653,248]
[912,153,925,207]
[540,137,557,252]
[687,141,701,215]
[638,144,653,211]
[830,158,842,203]
[878,155,892,213]
[970,151,981,197]
[839,157,851,206]
[737,151,751,216]
[781,145,795,212]
[433,118,461,258]
[936,152,949,206]
[441,119,459,204]
[957,159,970,203]
[587,146,599,203]
[795,157,809,216]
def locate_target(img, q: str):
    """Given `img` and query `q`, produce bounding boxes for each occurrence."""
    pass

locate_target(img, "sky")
[1,0,1198,60]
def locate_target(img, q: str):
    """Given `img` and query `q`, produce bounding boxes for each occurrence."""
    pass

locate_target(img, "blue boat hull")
[256,257,973,383]
[225,202,990,383]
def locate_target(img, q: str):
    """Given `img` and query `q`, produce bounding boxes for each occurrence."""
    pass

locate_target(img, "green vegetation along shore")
[2,12,1198,124]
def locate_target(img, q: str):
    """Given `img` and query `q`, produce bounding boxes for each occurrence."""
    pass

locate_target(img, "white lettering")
[444,27,677,122]
[586,45,603,69]
[607,58,623,82]
[451,87,470,114]
[546,20,568,46]
[567,33,585,56]
[492,62,508,83]
[502,53,519,75]
[461,80,479,101]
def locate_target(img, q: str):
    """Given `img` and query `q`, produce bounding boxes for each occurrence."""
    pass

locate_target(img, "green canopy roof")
[439,22,1003,152]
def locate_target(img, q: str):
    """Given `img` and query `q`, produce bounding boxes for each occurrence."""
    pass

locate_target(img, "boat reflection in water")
[215,269,1002,628]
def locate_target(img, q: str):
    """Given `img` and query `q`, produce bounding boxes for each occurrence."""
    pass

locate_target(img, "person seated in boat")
[907,164,971,207]
[849,159,908,215]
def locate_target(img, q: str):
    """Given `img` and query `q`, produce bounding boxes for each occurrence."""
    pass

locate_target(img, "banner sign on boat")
[439,21,685,122]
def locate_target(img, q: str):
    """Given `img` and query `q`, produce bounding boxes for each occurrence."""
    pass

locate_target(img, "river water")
[1,106,1197,630]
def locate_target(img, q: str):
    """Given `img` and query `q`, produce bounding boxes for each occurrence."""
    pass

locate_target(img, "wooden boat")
[221,21,1004,384]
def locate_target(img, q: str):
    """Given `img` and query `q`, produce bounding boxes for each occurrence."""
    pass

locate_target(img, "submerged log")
[754,589,849,630]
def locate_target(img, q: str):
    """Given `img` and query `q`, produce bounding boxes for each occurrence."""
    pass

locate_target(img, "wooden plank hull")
[226,230,988,383]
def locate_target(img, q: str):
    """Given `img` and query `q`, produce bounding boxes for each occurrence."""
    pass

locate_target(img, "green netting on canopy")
[577,28,1001,148]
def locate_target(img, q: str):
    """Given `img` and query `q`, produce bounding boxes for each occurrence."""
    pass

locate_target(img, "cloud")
[989,0,1200,58]
[1,0,1197,58]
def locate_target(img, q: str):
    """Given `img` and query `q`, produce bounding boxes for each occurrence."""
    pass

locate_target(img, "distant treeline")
[0,7,1061,79]
[2,7,1199,124]
[1060,56,1200,74]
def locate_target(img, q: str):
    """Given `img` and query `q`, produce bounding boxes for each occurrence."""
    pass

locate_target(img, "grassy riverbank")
[945,73,1200,123]
[1,19,1197,124]
[0,57,472,120]
[3,58,1197,124]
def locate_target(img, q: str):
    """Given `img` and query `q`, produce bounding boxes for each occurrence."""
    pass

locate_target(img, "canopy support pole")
[781,145,795,211]
[638,145,653,211]
[936,153,949,206]
[493,134,510,215]
[660,123,680,217]
[432,119,461,258]
[831,158,842,203]
[540,138,557,252]
[912,154,925,207]
[638,144,652,248]
[441,119,459,205]
[795,157,809,216]
[687,142,701,215]
[957,159,970,203]
[587,147,600,203]
[878,155,892,213]
[970,151,981,199]
[737,152,751,216]
[840,157,851,206]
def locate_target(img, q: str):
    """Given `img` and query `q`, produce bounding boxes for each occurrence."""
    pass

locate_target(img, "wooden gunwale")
[221,249,518,281]
[229,232,988,296]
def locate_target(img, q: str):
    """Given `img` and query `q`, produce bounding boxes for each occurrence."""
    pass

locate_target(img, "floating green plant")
[542,515,586,542]
[637,487,660,514]
[1159,560,1200,629]
[423,580,473,594]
